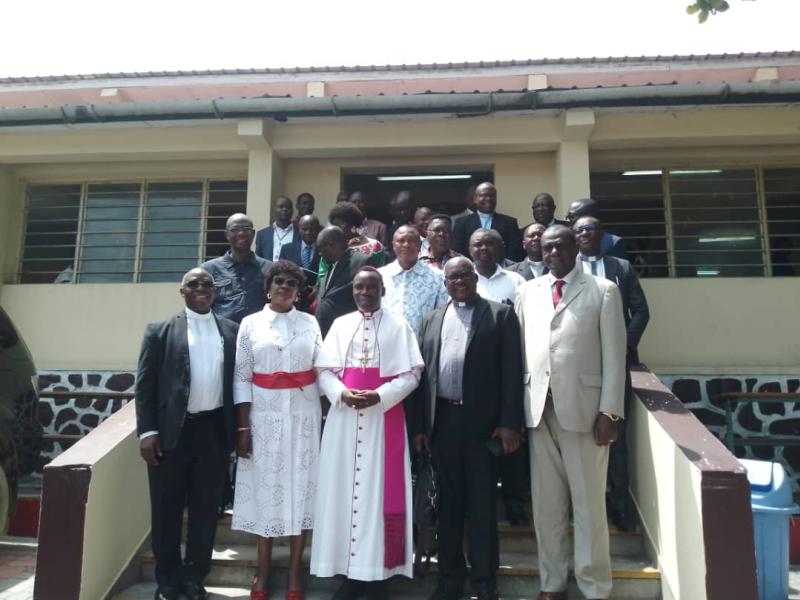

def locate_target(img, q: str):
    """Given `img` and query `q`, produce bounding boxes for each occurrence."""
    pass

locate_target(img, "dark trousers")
[498,443,530,518]
[607,360,634,529]
[147,410,228,588]
[431,402,499,593]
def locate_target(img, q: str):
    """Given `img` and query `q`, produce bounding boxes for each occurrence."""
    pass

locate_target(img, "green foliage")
[687,0,731,23]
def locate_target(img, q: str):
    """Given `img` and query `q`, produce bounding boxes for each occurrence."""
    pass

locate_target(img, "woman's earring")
[294,295,300,304]
[266,293,272,301]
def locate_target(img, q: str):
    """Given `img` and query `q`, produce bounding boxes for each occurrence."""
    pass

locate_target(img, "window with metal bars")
[591,167,800,278]
[19,179,246,283]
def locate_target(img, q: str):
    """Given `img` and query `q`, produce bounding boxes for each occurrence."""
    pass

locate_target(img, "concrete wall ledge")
[630,365,758,600]
[34,401,149,600]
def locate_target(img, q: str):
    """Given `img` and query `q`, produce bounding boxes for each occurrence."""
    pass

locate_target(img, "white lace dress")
[231,306,322,538]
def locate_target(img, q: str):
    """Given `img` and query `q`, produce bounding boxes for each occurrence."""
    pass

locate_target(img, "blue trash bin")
[740,458,799,600]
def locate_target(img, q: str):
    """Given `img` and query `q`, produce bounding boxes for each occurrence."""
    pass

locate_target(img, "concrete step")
[116,580,661,600]
[139,545,661,599]
[202,516,644,558]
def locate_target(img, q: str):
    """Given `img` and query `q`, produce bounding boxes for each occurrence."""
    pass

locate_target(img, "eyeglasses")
[445,271,476,282]
[573,225,598,235]
[227,226,255,234]
[272,276,300,288]
[185,281,215,290]
[542,241,573,253]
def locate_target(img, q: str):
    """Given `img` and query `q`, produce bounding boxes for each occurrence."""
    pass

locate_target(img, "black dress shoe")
[472,584,499,600]
[180,579,208,600]
[153,586,179,600]
[331,578,365,600]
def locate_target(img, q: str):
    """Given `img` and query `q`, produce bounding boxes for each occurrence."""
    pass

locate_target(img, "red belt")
[252,370,316,390]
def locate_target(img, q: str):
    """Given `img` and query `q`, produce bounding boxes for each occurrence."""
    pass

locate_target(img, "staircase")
[114,515,661,600]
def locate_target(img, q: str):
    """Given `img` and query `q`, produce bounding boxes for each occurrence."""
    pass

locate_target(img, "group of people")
[135,182,650,600]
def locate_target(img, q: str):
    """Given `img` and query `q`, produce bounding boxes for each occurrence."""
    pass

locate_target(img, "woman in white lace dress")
[232,261,322,600]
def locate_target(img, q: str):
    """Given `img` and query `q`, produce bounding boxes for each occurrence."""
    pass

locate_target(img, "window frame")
[19,177,246,284]
[591,164,800,278]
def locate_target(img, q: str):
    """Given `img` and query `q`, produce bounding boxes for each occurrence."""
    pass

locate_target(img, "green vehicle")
[0,306,42,533]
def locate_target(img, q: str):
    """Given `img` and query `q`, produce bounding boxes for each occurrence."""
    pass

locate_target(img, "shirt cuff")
[139,430,159,440]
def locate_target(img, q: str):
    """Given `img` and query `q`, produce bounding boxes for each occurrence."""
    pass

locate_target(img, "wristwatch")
[601,412,621,422]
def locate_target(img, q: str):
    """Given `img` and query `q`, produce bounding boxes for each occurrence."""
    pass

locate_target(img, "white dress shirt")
[272,222,295,261]
[476,266,526,304]
[526,259,547,278]
[579,254,606,279]
[546,262,582,304]
[477,211,494,229]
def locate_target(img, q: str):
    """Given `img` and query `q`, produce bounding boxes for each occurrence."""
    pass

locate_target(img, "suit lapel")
[602,256,620,286]
[174,312,191,402]
[428,306,446,386]
[553,271,587,317]
[467,298,489,349]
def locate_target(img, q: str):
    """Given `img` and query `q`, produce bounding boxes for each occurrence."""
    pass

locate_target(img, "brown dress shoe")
[536,592,567,600]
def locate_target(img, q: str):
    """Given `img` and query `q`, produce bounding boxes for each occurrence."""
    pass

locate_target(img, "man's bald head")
[226,213,253,230]
[566,198,599,224]
[316,225,348,263]
[181,267,213,287]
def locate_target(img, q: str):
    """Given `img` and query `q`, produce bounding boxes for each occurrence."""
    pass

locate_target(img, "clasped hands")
[341,389,380,410]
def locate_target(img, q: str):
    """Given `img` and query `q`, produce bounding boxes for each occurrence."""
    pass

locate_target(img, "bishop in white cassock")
[312,267,423,600]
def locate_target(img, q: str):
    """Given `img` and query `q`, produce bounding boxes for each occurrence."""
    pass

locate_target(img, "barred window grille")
[763,168,800,277]
[20,179,247,284]
[591,167,799,278]
[590,171,669,278]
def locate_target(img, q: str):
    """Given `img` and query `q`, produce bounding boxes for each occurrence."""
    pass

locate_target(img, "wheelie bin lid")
[739,458,798,513]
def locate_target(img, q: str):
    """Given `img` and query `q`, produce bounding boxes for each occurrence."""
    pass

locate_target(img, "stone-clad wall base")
[36,370,135,469]
[660,374,800,490]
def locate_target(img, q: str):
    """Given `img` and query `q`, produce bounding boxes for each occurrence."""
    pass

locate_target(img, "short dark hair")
[264,260,306,293]
[329,201,364,228]
[297,192,315,202]
[428,213,452,227]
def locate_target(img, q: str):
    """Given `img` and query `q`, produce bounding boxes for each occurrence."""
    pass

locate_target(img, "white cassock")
[312,308,423,582]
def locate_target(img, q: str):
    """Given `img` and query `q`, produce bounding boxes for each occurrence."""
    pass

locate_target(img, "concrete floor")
[0,538,36,600]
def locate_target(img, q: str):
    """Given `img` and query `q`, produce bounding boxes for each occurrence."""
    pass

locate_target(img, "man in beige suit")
[515,225,626,600]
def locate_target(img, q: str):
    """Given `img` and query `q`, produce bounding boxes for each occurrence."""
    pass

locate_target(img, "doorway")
[341,168,494,223]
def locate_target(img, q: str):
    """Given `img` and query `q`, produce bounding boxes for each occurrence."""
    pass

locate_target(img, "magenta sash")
[341,367,406,569]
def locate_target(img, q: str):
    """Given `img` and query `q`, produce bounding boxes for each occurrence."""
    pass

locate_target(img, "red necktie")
[552,280,565,308]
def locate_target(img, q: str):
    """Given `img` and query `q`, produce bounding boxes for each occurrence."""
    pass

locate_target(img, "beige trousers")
[529,402,612,599]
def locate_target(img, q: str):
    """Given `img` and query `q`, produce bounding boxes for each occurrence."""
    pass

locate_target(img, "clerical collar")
[476,210,494,217]
[185,307,214,321]
[528,258,544,266]
[580,253,600,262]
[358,308,381,319]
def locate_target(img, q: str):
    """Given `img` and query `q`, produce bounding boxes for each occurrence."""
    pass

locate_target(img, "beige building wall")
[0,106,798,374]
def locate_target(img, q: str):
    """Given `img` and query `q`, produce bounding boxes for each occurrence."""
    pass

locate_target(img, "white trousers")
[529,403,613,599]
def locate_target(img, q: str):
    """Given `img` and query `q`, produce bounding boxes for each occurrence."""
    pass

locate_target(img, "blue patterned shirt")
[378,260,449,336]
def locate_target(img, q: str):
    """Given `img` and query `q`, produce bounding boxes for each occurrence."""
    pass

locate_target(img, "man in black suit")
[574,216,650,531]
[521,192,569,232]
[451,182,524,261]
[314,226,375,337]
[411,257,524,600]
[279,215,322,313]
[135,268,238,600]
[507,223,549,281]
[255,196,299,261]
[566,198,628,260]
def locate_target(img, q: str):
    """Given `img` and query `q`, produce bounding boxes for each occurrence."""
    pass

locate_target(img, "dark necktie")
[302,244,312,269]
[552,279,565,308]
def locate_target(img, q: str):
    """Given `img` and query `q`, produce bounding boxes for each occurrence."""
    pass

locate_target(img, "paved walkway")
[0,537,36,600]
